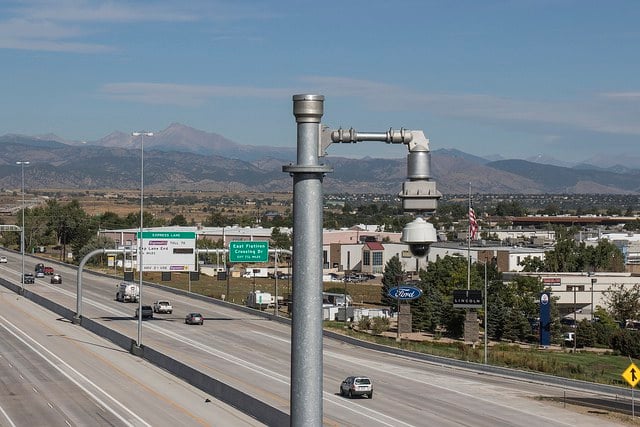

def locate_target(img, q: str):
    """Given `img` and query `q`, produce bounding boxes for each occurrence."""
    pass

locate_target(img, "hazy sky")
[1,0,638,161]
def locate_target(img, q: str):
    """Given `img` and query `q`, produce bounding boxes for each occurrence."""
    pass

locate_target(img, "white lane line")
[0,315,151,427]
[325,349,578,426]
[29,282,411,426]
[0,404,17,427]
[251,331,414,427]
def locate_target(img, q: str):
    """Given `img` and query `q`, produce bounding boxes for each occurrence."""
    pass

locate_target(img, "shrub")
[610,329,640,357]
[357,317,371,331]
[370,317,390,335]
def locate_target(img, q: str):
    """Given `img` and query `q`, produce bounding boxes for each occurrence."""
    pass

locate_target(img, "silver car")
[339,376,373,399]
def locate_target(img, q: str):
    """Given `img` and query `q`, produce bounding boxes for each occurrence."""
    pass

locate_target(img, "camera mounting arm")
[322,126,441,217]
[322,126,441,256]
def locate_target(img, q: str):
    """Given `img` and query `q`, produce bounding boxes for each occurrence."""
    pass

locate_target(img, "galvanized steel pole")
[283,94,332,426]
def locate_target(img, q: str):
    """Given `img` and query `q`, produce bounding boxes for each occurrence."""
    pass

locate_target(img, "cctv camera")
[401,217,437,257]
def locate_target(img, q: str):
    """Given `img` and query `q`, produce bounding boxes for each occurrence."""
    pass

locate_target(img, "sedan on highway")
[0,256,7,263]
[36,271,45,278]
[50,274,62,284]
[22,273,35,284]
[339,376,373,399]
[185,313,204,325]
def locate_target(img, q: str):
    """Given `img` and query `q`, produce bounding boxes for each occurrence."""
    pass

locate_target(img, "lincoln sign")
[387,286,423,300]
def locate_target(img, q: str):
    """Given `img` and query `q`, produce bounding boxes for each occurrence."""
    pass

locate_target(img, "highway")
[0,250,630,426]
[0,283,263,426]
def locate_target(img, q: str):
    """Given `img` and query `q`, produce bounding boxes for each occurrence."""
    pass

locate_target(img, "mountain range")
[0,123,639,195]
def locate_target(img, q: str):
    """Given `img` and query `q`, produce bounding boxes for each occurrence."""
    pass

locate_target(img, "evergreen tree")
[381,256,403,309]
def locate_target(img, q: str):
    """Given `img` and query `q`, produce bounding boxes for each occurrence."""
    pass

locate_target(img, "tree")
[381,256,403,309]
[412,255,471,336]
[583,239,625,272]
[75,235,116,264]
[519,256,545,272]
[203,211,227,227]
[602,283,640,323]
[487,275,543,342]
[543,236,580,272]
[270,227,292,249]
[493,201,526,217]
[611,329,640,358]
[169,214,188,226]
[47,200,93,261]
[624,219,640,232]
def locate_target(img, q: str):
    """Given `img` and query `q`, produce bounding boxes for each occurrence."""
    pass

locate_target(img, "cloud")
[101,82,292,106]
[0,0,199,53]
[301,76,640,137]
[9,0,198,23]
[100,76,640,139]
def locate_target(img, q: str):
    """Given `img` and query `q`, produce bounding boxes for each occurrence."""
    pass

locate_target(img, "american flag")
[469,206,478,240]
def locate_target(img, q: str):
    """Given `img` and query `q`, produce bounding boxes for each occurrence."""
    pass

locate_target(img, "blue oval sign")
[388,286,423,300]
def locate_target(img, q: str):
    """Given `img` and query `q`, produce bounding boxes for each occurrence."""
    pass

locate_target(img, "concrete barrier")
[0,277,290,425]
[143,346,289,426]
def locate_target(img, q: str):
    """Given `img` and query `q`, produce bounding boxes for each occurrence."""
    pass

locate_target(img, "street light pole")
[484,261,488,364]
[591,278,596,322]
[132,131,153,348]
[16,161,29,294]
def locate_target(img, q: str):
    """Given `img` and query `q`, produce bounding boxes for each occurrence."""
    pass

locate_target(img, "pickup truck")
[153,300,173,314]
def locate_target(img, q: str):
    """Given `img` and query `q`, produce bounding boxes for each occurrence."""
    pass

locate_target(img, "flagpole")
[467,183,471,290]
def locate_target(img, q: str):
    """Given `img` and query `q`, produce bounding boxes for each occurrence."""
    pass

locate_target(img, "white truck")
[242,268,269,278]
[246,291,273,310]
[115,281,140,303]
[153,300,173,314]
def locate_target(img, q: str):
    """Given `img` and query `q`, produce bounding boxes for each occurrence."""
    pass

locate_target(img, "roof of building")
[364,241,384,251]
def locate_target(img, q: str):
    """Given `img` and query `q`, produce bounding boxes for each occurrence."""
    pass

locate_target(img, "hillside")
[1,126,639,195]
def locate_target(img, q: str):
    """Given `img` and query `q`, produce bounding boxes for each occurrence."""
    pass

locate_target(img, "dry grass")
[2,189,293,226]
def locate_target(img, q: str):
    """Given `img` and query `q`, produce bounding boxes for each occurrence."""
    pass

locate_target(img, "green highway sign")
[229,241,269,263]
[135,228,197,272]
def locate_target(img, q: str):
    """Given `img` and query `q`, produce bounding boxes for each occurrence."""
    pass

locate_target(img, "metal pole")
[133,131,152,348]
[591,278,596,321]
[283,94,332,426]
[573,286,577,353]
[17,161,28,294]
[138,133,144,347]
[395,273,402,343]
[484,262,488,364]
[274,249,279,317]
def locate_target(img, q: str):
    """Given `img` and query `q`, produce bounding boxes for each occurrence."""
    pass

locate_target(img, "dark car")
[50,274,62,284]
[22,273,35,284]
[340,376,373,399]
[134,305,153,319]
[35,263,44,273]
[185,312,204,325]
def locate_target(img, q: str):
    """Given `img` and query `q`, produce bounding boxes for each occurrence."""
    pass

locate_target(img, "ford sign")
[387,286,423,300]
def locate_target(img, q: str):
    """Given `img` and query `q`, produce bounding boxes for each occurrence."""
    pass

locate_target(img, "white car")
[340,376,373,399]
[36,270,45,278]
[0,256,7,263]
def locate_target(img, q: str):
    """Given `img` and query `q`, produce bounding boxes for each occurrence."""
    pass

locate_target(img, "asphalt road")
[0,251,631,426]
[0,284,264,426]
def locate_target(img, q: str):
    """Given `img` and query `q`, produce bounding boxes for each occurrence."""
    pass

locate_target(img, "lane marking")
[0,315,151,427]
[0,404,17,427]
[16,276,415,426]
